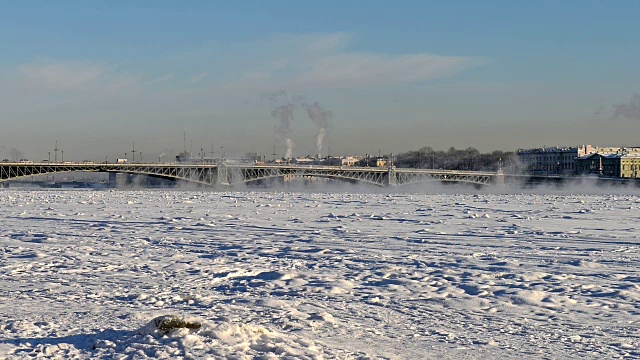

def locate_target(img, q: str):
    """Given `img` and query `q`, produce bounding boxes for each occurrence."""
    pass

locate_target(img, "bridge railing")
[0,161,219,167]
[1,161,502,173]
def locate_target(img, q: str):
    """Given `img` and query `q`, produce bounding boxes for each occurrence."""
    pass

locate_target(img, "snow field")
[0,190,639,359]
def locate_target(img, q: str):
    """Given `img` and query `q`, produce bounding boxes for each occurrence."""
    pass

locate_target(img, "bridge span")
[0,162,504,188]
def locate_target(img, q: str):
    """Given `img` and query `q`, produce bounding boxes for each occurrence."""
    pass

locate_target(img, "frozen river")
[0,189,639,359]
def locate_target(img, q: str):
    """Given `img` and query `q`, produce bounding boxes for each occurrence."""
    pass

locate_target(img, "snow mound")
[131,314,327,359]
[2,315,343,359]
[202,322,322,356]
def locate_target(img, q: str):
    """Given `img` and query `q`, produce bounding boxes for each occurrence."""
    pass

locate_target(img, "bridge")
[0,162,504,188]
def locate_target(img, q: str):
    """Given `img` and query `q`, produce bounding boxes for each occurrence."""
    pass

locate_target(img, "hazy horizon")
[2,1,640,162]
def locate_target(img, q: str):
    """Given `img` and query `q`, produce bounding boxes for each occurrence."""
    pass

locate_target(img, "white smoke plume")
[157,148,174,162]
[285,138,294,159]
[304,102,332,158]
[264,91,332,160]
[266,91,302,159]
[612,93,640,121]
[10,148,25,162]
[272,103,295,159]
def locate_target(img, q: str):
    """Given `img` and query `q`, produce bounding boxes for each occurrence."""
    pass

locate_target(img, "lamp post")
[48,152,51,162]
[140,152,142,163]
[61,150,64,162]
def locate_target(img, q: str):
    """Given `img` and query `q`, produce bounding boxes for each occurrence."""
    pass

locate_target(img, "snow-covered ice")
[0,189,639,359]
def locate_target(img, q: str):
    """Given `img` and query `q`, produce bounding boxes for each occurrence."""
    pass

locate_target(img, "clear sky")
[2,0,640,161]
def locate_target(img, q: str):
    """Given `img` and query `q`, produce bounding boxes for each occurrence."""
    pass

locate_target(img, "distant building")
[616,154,640,178]
[175,152,192,162]
[290,157,315,165]
[320,156,362,167]
[576,151,640,178]
[244,152,264,163]
[517,145,595,175]
[341,156,361,166]
[175,151,219,164]
[576,153,604,175]
[359,156,388,167]
[517,145,640,175]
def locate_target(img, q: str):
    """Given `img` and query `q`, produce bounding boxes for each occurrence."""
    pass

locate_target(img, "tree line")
[394,146,518,172]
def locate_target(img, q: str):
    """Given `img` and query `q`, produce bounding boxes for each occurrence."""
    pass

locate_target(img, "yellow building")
[617,155,640,178]
[577,153,640,178]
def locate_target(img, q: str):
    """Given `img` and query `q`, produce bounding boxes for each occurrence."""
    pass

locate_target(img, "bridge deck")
[0,162,501,187]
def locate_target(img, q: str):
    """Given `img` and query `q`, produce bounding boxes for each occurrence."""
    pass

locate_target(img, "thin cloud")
[190,72,208,83]
[148,73,175,84]
[16,60,141,93]
[225,33,485,90]
[107,75,141,91]
[303,32,352,53]
[13,33,482,94]
[1,33,486,128]
[19,61,106,90]
[286,53,484,89]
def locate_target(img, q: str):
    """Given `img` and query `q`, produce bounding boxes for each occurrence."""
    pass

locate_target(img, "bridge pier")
[108,172,135,188]
[494,170,505,186]
[108,173,118,187]
[386,166,397,186]
[216,164,232,187]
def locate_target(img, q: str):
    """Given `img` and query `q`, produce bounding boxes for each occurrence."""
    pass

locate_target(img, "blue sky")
[2,1,640,161]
